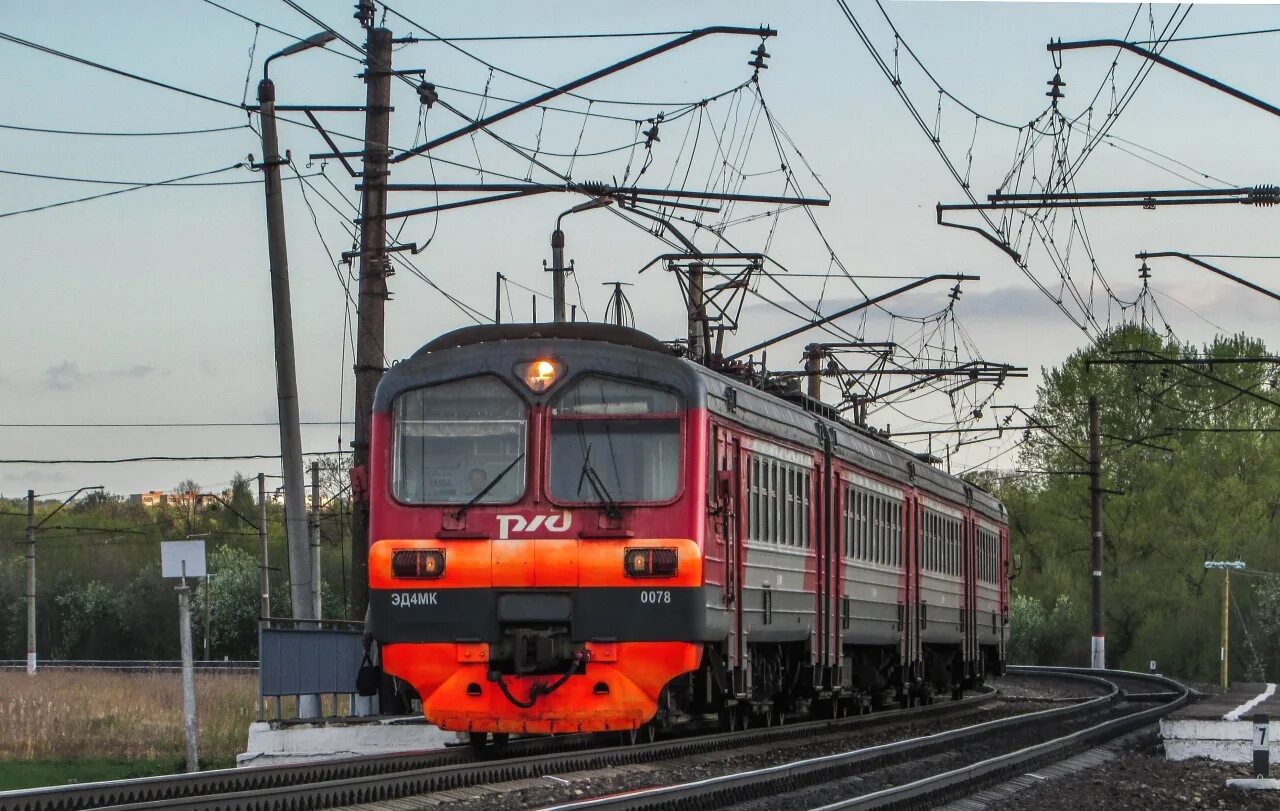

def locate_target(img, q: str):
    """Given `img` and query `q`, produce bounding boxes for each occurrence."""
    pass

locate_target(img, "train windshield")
[393,376,527,504]
[548,376,681,505]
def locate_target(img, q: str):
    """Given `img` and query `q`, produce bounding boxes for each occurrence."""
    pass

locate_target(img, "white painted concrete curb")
[237,719,459,766]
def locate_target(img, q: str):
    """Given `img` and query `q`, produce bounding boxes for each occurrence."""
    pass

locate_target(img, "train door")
[711,423,747,697]
[899,491,920,702]
[816,427,840,695]
[962,512,978,681]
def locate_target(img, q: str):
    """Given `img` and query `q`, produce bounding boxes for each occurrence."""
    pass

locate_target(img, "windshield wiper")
[453,452,525,521]
[575,444,622,520]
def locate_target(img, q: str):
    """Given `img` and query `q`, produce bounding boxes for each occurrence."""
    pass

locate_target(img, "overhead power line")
[1135,26,1280,45]
[0,163,251,219]
[0,30,244,110]
[412,30,696,42]
[0,167,274,187]
[0,121,250,137]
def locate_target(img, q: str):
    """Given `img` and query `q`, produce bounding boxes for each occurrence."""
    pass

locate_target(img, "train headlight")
[623,547,678,578]
[515,358,563,393]
[392,549,446,579]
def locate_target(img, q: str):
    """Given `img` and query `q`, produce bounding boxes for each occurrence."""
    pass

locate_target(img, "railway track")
[0,688,999,811]
[529,667,1191,811]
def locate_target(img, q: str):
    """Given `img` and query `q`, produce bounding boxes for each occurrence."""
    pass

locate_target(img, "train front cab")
[366,333,714,736]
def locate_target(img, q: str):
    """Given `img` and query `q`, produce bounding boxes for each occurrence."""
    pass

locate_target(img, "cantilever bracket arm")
[1137,251,1280,304]
[1048,38,1280,120]
[935,204,1022,263]
[392,25,777,163]
[725,274,980,362]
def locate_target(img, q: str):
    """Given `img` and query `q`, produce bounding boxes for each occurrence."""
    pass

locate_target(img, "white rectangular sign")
[161,540,207,579]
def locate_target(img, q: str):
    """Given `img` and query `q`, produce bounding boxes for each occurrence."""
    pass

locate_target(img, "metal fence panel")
[259,623,364,697]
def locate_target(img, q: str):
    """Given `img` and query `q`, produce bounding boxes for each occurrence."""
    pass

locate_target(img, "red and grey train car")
[366,323,1008,739]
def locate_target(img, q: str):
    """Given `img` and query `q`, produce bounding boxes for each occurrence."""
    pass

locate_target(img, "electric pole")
[258,472,270,619]
[804,344,822,400]
[258,42,327,625]
[550,227,566,323]
[688,261,707,364]
[311,460,322,620]
[25,490,35,675]
[1206,560,1246,688]
[25,484,102,674]
[1088,394,1105,669]
[351,25,394,619]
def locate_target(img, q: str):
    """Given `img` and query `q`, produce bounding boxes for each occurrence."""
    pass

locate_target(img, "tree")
[994,326,1280,680]
[193,545,261,659]
[54,581,127,659]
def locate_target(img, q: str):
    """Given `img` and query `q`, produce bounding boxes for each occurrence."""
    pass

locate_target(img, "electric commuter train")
[365,323,1009,743]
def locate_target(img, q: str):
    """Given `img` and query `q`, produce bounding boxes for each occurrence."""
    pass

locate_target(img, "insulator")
[578,180,610,197]
[1138,261,1151,280]
[417,81,438,108]
[1249,184,1279,207]
[353,0,375,27]
[749,43,770,70]
[1045,71,1066,102]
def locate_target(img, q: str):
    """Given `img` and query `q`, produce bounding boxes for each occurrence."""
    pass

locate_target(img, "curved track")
[530,667,1191,811]
[0,689,996,811]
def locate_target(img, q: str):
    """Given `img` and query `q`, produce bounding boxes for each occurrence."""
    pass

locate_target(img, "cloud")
[42,361,162,390]
[43,361,90,390]
[108,365,158,380]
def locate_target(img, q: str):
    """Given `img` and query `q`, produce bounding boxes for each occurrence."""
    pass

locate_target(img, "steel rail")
[537,668,1180,810]
[812,666,1193,809]
[0,689,996,811]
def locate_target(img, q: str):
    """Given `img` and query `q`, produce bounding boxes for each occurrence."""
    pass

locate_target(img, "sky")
[2,1,1278,499]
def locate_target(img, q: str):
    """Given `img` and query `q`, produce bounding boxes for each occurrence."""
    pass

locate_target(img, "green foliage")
[0,475,353,661]
[995,325,1280,681]
[193,546,261,659]
[54,581,127,659]
[1008,592,1086,666]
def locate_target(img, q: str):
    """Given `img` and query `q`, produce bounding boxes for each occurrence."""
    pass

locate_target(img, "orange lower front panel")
[383,641,701,734]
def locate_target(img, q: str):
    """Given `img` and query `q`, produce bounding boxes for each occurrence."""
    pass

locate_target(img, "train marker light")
[392,549,446,579]
[516,358,563,393]
[624,547,678,577]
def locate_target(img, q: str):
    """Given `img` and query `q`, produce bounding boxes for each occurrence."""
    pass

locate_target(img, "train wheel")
[467,732,489,757]
[951,684,964,701]
[491,732,510,750]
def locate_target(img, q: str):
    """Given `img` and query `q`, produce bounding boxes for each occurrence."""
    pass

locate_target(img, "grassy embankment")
[0,670,256,791]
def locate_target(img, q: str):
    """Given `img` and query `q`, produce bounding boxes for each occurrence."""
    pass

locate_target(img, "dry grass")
[0,671,256,761]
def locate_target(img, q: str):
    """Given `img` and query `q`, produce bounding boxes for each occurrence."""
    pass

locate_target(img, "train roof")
[416,323,670,357]
[388,323,1005,522]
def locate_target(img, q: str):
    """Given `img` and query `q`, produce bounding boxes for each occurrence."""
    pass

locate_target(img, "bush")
[1009,592,1086,666]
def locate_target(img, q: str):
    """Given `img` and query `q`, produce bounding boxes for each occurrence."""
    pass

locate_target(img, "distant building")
[128,488,233,510]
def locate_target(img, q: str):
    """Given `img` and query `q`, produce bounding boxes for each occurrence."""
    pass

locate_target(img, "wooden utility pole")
[351,26,394,618]
[1223,567,1231,688]
[688,262,707,364]
[25,489,35,675]
[1206,561,1246,687]
[311,460,322,620]
[804,344,822,400]
[258,473,270,619]
[1088,395,1105,669]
